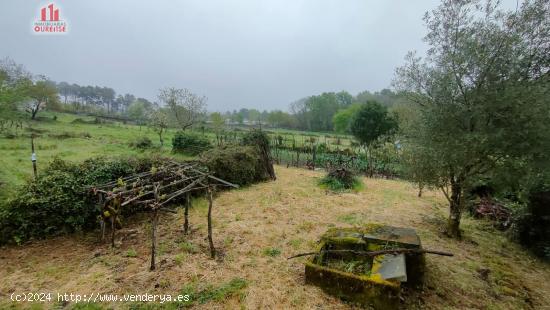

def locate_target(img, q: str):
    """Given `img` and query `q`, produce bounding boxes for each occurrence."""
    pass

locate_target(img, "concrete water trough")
[305,225,425,309]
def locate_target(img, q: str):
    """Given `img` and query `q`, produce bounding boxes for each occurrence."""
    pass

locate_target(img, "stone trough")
[305,225,425,309]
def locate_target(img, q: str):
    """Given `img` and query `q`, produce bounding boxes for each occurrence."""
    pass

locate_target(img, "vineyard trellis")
[90,160,238,270]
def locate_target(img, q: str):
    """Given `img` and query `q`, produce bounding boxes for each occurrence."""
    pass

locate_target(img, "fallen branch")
[287,248,454,260]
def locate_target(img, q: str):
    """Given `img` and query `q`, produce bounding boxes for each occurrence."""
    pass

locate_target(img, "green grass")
[194,278,248,304]
[0,112,193,201]
[262,247,282,257]
[126,249,137,257]
[0,111,355,202]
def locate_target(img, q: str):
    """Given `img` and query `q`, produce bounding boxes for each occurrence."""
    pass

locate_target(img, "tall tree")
[26,79,59,119]
[158,87,207,130]
[394,0,550,238]
[350,101,398,176]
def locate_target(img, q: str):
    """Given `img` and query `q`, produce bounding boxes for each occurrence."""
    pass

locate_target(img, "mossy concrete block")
[305,225,426,308]
[305,261,400,309]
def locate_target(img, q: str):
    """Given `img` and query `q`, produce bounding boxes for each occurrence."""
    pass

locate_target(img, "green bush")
[130,136,153,149]
[319,167,363,192]
[201,145,269,186]
[241,129,270,147]
[172,131,211,155]
[0,156,154,244]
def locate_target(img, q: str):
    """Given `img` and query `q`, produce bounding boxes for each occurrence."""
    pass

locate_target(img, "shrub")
[241,129,270,147]
[201,145,269,186]
[509,189,550,260]
[130,136,153,149]
[241,129,276,180]
[319,167,363,192]
[172,131,211,155]
[0,156,154,244]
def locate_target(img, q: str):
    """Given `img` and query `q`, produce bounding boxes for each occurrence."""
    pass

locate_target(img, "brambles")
[201,146,269,186]
[0,156,154,244]
[172,131,211,155]
[319,167,363,192]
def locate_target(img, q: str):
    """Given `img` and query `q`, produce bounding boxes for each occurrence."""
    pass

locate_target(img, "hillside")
[1,166,548,309]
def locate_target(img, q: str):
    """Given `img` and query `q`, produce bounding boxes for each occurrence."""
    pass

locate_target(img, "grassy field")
[0,166,549,309]
[0,112,191,199]
[0,112,355,200]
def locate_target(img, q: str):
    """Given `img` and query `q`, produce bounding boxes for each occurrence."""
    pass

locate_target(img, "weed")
[126,249,137,257]
[178,241,198,254]
[262,247,281,257]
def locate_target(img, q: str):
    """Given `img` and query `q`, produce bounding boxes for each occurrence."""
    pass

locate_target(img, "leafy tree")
[332,103,362,133]
[0,58,31,128]
[26,79,59,119]
[127,100,147,128]
[248,109,261,125]
[350,101,398,176]
[158,87,206,130]
[350,101,397,147]
[210,112,225,130]
[394,0,550,238]
[149,109,169,146]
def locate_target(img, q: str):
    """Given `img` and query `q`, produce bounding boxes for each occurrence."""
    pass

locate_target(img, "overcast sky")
[0,0,518,112]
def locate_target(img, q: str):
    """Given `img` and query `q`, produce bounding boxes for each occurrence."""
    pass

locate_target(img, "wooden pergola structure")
[90,161,238,270]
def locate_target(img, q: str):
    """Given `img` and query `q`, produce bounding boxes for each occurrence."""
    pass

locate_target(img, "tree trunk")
[447,180,463,239]
[31,104,39,120]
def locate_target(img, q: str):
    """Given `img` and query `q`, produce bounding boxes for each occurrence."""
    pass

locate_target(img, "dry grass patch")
[0,166,549,309]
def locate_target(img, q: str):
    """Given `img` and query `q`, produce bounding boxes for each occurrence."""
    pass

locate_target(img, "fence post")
[31,134,37,179]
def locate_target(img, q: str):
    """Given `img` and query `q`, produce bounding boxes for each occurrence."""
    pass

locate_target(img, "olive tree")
[394,0,550,238]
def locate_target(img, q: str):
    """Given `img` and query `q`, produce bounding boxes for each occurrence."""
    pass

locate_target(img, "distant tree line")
[217,89,407,132]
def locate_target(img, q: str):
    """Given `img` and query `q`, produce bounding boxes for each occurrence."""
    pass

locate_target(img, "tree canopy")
[394,0,550,238]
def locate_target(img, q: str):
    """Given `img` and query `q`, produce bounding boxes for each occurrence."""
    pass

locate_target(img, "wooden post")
[150,183,160,271]
[312,144,316,170]
[184,193,190,234]
[31,135,37,179]
[110,215,116,248]
[207,186,216,259]
[150,209,158,271]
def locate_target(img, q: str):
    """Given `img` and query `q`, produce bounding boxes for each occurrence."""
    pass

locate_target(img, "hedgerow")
[172,131,211,155]
[0,156,156,244]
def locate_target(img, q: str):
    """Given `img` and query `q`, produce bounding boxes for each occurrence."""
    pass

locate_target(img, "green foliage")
[262,247,281,257]
[0,156,152,244]
[126,249,137,257]
[172,131,211,155]
[127,100,147,123]
[350,101,397,147]
[319,168,363,192]
[178,241,198,253]
[201,145,269,186]
[394,0,550,236]
[332,103,362,134]
[195,278,248,304]
[241,129,270,148]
